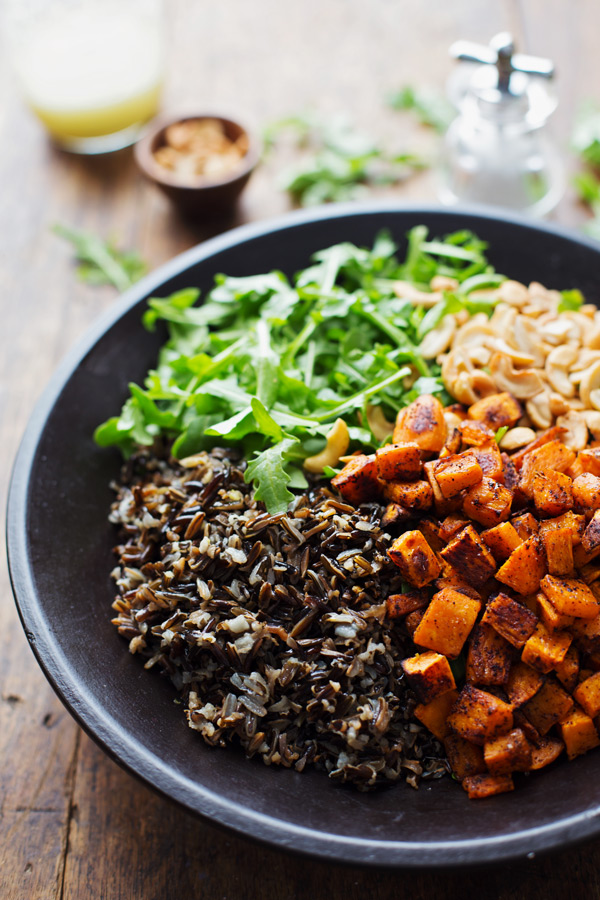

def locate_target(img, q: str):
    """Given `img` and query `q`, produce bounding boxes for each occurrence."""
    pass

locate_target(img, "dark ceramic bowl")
[8,204,600,869]
[134,113,260,218]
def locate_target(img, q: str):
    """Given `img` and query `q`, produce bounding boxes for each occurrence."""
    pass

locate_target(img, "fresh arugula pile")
[95,227,502,514]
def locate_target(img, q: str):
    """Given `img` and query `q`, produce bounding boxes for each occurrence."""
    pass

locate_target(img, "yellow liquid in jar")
[15,6,164,143]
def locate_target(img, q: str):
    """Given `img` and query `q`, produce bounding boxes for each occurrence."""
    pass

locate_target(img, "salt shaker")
[439,33,564,217]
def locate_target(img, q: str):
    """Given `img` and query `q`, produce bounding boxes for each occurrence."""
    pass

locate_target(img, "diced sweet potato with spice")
[387,530,441,588]
[536,592,574,633]
[511,512,539,540]
[375,442,422,482]
[506,661,544,706]
[440,524,497,587]
[522,678,574,735]
[392,394,446,454]
[401,651,456,704]
[532,470,574,517]
[466,623,513,686]
[573,671,600,718]
[417,517,444,552]
[483,592,538,648]
[468,392,522,430]
[463,476,512,528]
[458,419,495,446]
[541,526,575,577]
[466,441,505,483]
[404,609,425,638]
[433,453,483,499]
[519,441,576,498]
[423,459,463,516]
[501,453,519,492]
[578,448,600,477]
[555,644,580,693]
[414,689,459,741]
[529,736,565,770]
[382,479,433,511]
[434,572,482,601]
[511,424,568,471]
[447,685,513,745]
[539,511,586,545]
[582,511,600,555]
[496,535,547,596]
[573,542,600,568]
[482,521,523,561]
[484,727,532,774]
[521,622,573,673]
[439,514,469,543]
[540,575,600,619]
[570,613,600,654]
[331,454,379,505]
[513,708,541,745]
[380,502,412,528]
[572,473,600,511]
[444,428,461,455]
[386,590,428,618]
[443,733,486,780]
[559,706,600,759]
[462,773,515,800]
[413,588,481,658]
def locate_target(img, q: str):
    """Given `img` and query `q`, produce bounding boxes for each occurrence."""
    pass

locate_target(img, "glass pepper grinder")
[439,32,564,217]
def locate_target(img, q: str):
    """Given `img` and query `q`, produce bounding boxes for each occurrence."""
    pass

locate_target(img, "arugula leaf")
[54,224,146,292]
[387,85,455,134]
[559,289,585,312]
[494,426,509,445]
[244,438,300,514]
[572,101,600,169]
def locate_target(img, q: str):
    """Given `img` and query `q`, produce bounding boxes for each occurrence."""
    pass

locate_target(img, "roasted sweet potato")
[433,453,483,499]
[532,470,574,517]
[463,476,512,528]
[519,441,576,498]
[375,442,422,482]
[482,521,523,561]
[496,535,547,596]
[572,473,600,511]
[555,644,580,693]
[529,736,565,769]
[559,706,600,759]
[380,502,412,528]
[468,392,522,430]
[386,590,429,618]
[484,727,532,774]
[483,592,538,648]
[541,526,575,577]
[401,651,456,704]
[458,419,495,446]
[331,454,380,505]
[433,572,482,601]
[521,622,573,673]
[387,530,441,588]
[439,514,469,543]
[417,516,444,552]
[522,678,574,735]
[414,689,459,740]
[573,542,600,568]
[540,575,599,619]
[583,511,600,554]
[573,671,600,718]
[404,609,426,638]
[578,448,600,477]
[413,588,481,658]
[501,452,519,492]
[570,612,600,654]
[444,427,462,455]
[447,685,513,745]
[443,733,486,780]
[382,479,433,511]
[462,773,515,799]
[511,424,568,471]
[393,394,446,453]
[538,510,586,545]
[536,592,574,633]
[506,661,544,706]
[423,459,463,516]
[440,524,497,587]
[466,623,513,686]
[466,441,505,483]
[511,512,539,540]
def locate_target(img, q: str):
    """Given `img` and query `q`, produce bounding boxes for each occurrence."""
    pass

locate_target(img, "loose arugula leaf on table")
[54,224,147,291]
[96,227,501,513]
[387,85,455,134]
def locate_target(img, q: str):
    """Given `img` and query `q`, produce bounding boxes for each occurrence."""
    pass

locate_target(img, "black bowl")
[8,203,600,869]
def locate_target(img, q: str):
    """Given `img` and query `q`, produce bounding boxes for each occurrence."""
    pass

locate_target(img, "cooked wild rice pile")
[109,448,447,789]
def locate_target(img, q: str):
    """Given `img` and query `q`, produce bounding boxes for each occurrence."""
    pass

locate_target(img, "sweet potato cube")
[393,394,446,453]
[482,521,523,562]
[439,514,469,543]
[573,672,600,718]
[506,661,544,706]
[434,572,481,601]
[332,454,379,505]
[447,685,513,745]
[532,470,573,517]
[380,502,412,528]
[583,511,600,555]
[541,526,575,577]
[541,575,600,619]
[511,512,539,540]
[462,773,514,800]
[536,592,574,633]
[522,678,574,735]
[496,535,547,596]
[466,623,513,686]
[433,453,483,499]
[559,706,600,760]
[520,440,576,498]
[414,689,459,740]
[539,511,586,545]
[573,542,600,568]
[463,476,512,529]
[417,517,444,552]
[423,460,463,516]
[440,524,497,588]
[484,727,532,775]
[482,592,538,648]
[386,590,428,618]
[521,622,573,673]
[382,479,433,511]
[375,442,422,482]
[501,452,519,492]
[443,427,461,455]
[413,588,481,658]
[401,651,456,704]
[579,448,600,477]
[567,458,585,480]
[443,733,486,780]
[570,613,600,654]
[458,419,495,446]
[468,392,522,430]
[466,442,505,483]
[387,530,441,588]
[404,609,425,638]
[529,736,565,770]
[511,425,568,471]
[555,644,580,693]
[572,473,600,511]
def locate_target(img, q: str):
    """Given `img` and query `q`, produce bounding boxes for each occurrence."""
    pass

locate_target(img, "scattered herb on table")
[571,102,600,239]
[53,224,147,291]
[386,85,455,134]
[96,228,499,514]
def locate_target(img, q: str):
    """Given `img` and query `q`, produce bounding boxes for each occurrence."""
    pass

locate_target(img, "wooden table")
[1,1,598,897]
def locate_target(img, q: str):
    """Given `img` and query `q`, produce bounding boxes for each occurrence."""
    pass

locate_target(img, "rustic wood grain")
[0,0,598,897]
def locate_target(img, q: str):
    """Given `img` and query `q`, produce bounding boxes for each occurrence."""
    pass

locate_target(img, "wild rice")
[109,447,447,790]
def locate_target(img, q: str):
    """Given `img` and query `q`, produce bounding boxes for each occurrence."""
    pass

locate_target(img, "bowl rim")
[134,111,261,190]
[8,201,600,869]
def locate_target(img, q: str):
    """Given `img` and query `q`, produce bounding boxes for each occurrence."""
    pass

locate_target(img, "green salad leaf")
[96,227,504,512]
[54,224,147,291]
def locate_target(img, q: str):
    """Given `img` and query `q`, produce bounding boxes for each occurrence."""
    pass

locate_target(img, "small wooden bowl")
[134,113,260,218]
